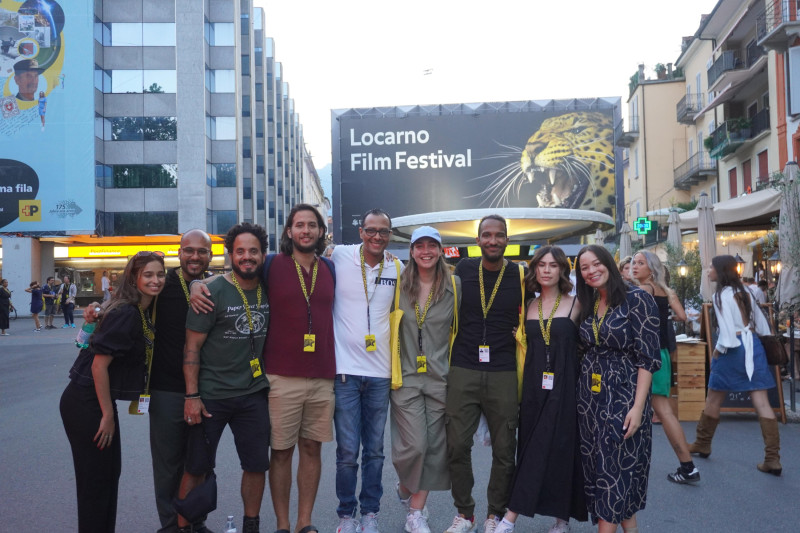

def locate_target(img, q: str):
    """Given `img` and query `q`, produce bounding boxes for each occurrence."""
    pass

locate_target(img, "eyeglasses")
[135,250,166,258]
[180,247,211,257]
[362,228,391,238]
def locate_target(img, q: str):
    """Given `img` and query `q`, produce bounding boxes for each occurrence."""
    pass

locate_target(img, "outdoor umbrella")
[697,192,717,302]
[667,209,683,254]
[619,221,632,259]
[594,228,605,246]
[777,163,800,310]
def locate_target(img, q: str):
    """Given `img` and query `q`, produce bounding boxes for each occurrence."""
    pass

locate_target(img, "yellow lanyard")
[414,288,434,329]
[360,245,384,335]
[293,257,318,334]
[231,274,262,334]
[592,296,610,345]
[138,304,156,392]
[177,268,191,303]
[538,292,562,348]
[478,260,506,344]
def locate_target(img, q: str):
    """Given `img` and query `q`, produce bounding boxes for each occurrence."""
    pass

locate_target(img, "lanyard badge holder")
[130,302,157,415]
[231,274,264,379]
[478,260,507,363]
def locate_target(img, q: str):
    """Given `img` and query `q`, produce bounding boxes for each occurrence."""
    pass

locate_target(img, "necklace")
[177,268,191,303]
[360,245,384,334]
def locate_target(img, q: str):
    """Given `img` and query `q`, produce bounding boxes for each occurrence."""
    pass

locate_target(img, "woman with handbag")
[630,251,699,484]
[574,245,661,533]
[689,255,781,475]
[494,246,587,533]
[60,251,166,532]
[390,226,460,533]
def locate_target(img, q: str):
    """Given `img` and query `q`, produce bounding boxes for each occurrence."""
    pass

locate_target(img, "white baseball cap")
[410,226,442,244]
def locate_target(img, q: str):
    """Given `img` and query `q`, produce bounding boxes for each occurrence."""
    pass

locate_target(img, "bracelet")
[184,393,201,400]
[189,279,203,288]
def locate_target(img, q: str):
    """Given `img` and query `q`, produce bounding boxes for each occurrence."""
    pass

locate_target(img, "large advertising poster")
[333,101,620,243]
[0,0,94,233]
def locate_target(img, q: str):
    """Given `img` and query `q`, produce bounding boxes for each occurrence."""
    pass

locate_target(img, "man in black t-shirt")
[444,215,525,533]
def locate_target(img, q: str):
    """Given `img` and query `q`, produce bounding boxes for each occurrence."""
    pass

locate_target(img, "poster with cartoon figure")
[0,0,94,233]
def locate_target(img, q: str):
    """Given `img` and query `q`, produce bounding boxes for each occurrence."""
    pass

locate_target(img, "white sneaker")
[444,516,476,533]
[547,519,570,533]
[361,513,380,533]
[336,516,361,533]
[493,520,514,533]
[482,518,499,533]
[405,511,431,533]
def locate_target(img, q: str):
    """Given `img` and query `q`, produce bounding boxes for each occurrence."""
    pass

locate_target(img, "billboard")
[0,0,94,233]
[332,99,621,243]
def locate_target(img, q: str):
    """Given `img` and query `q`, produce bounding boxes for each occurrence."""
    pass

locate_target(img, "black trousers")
[60,380,121,533]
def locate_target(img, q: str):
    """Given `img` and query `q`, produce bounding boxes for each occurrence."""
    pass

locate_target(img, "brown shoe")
[756,416,782,476]
[688,411,719,458]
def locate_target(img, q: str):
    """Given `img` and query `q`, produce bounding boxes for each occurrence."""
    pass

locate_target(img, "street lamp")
[677,259,688,278]
[734,253,745,276]
[768,250,782,280]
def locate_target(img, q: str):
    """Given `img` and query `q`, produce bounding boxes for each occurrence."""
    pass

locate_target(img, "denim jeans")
[334,374,391,517]
[63,302,75,325]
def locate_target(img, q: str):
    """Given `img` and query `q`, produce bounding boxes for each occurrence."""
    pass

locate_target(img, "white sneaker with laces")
[361,513,380,533]
[444,516,476,533]
[336,516,361,533]
[547,519,570,533]
[482,518,499,533]
[493,520,515,533]
[405,511,431,533]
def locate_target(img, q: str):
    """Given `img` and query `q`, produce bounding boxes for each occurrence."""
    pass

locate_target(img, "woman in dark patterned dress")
[495,246,587,533]
[575,245,661,533]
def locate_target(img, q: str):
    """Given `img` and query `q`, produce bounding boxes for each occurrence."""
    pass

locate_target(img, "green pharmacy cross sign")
[633,217,653,235]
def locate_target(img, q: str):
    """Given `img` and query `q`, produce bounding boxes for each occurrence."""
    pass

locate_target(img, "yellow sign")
[66,243,224,258]
[467,244,520,258]
[19,200,42,221]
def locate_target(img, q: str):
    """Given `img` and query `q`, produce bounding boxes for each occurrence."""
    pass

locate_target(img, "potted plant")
[655,63,667,79]
[704,136,714,151]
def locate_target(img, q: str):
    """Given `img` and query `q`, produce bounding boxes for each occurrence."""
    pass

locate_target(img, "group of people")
[0,275,78,334]
[56,205,784,533]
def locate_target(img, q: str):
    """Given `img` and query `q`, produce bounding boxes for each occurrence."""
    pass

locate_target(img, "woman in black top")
[60,252,166,532]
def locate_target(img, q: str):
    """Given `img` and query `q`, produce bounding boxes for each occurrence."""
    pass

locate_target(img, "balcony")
[614,115,639,148]
[676,93,704,124]
[674,151,717,190]
[708,108,771,159]
[757,0,800,52]
[707,44,766,91]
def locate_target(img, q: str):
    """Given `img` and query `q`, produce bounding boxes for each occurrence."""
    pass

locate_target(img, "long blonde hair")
[633,251,669,295]
[400,242,449,303]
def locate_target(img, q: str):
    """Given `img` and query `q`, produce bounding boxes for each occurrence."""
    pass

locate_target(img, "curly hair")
[224,222,268,255]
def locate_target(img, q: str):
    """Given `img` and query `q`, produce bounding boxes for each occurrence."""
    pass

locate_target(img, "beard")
[293,239,320,254]
[231,261,260,280]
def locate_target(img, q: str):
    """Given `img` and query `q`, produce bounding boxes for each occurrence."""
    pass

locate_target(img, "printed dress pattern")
[577,286,660,524]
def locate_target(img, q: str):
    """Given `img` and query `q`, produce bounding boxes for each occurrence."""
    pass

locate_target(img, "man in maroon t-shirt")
[264,204,335,533]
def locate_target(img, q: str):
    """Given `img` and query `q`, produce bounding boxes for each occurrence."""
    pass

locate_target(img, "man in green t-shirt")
[176,223,270,533]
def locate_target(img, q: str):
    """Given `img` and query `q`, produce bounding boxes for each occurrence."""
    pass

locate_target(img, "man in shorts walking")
[177,223,271,533]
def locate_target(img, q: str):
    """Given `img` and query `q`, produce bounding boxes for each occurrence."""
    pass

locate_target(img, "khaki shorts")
[266,374,334,450]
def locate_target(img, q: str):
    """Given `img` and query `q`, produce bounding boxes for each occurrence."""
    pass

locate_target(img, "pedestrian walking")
[25,280,43,331]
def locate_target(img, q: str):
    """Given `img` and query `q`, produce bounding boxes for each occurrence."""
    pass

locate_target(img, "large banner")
[0,0,94,233]
[332,101,620,243]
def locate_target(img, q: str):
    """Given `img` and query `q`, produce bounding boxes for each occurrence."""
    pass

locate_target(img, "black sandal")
[297,526,319,533]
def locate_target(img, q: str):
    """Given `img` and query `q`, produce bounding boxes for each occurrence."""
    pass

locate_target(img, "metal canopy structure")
[391,208,614,245]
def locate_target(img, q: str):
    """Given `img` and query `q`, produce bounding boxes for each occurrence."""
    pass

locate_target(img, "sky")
[257,0,721,170]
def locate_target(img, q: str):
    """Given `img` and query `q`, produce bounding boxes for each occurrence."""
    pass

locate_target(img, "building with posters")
[331,98,621,249]
[0,0,317,307]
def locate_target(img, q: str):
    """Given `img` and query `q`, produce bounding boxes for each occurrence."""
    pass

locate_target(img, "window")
[242,136,251,158]
[257,191,265,210]
[256,119,264,138]
[95,164,112,187]
[241,55,250,76]
[205,69,235,93]
[633,148,639,178]
[268,168,275,186]
[109,164,178,188]
[254,47,263,66]
[207,210,237,234]
[743,159,752,193]
[109,70,177,93]
[255,83,263,102]
[241,13,250,35]
[758,150,769,182]
[256,155,264,174]
[242,95,251,117]
[204,22,234,46]
[710,184,718,203]
[106,23,176,46]
[206,116,236,140]
[108,117,177,141]
[103,211,178,235]
[728,167,737,198]
[243,178,252,199]
[206,163,236,187]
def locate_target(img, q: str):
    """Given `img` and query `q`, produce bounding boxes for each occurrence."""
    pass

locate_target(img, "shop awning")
[679,188,781,231]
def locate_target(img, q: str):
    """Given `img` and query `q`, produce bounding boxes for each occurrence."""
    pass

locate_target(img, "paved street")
[2,315,800,532]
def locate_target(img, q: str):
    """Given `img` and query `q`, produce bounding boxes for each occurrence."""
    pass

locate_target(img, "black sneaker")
[667,466,700,484]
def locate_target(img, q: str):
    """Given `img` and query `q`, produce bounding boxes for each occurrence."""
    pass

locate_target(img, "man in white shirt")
[331,209,402,533]
[744,277,766,305]
[101,271,111,301]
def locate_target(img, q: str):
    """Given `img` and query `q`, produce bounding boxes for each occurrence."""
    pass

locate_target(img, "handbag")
[759,334,787,366]
[389,259,404,390]
[172,471,217,523]
[514,264,526,403]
